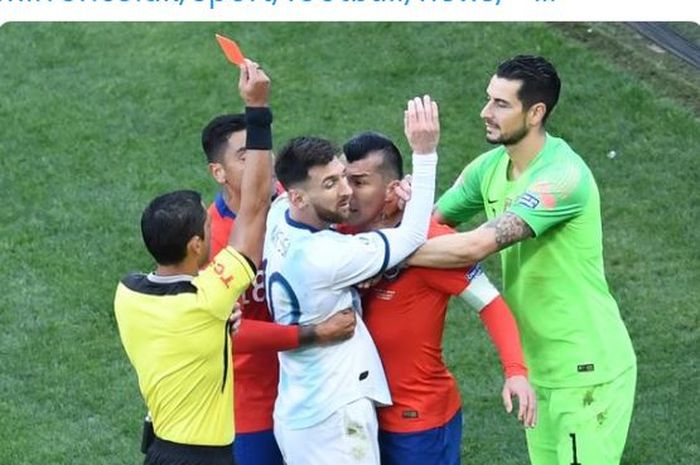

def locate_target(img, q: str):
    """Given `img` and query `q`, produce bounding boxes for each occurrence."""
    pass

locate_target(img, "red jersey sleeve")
[479,296,528,378]
[233,319,300,354]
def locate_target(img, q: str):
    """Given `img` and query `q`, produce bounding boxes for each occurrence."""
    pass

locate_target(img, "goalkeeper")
[410,55,636,465]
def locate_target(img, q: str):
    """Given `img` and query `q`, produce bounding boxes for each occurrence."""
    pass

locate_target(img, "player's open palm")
[502,375,537,428]
[238,58,270,107]
[404,95,440,155]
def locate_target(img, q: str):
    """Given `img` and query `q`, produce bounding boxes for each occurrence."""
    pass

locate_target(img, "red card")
[215,34,246,66]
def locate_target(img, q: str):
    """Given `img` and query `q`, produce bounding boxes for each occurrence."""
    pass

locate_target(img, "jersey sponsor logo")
[577,363,595,373]
[516,192,540,209]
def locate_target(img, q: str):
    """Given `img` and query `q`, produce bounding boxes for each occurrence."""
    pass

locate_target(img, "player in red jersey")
[342,132,536,465]
[201,113,356,465]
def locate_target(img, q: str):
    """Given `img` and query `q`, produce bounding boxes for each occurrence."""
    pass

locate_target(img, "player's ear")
[288,188,307,209]
[187,235,204,258]
[383,180,401,215]
[527,102,546,127]
[208,163,226,185]
[385,180,400,200]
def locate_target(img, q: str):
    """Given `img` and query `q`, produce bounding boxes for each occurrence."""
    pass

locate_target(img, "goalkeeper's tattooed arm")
[485,212,534,248]
[408,212,534,269]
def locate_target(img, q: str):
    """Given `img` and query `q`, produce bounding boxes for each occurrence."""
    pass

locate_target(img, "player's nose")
[480,101,492,120]
[339,176,353,197]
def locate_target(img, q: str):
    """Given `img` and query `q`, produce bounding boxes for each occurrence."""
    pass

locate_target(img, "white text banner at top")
[0,0,697,23]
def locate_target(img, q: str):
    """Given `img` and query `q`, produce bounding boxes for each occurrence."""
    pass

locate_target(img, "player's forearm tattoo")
[485,213,534,249]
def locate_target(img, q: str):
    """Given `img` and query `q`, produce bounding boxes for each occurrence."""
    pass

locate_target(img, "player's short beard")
[487,119,529,146]
[313,203,348,225]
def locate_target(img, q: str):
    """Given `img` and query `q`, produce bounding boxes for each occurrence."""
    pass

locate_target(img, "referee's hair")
[275,136,341,189]
[201,114,246,164]
[343,132,403,181]
[496,55,561,125]
[140,190,206,266]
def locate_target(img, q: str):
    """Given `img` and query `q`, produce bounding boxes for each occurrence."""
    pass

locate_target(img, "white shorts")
[274,397,380,465]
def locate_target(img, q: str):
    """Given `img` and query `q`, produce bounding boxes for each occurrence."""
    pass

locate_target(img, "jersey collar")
[215,191,237,220]
[285,209,321,233]
[147,273,194,283]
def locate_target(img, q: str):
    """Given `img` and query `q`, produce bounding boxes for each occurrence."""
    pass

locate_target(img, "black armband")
[298,325,317,347]
[245,106,273,150]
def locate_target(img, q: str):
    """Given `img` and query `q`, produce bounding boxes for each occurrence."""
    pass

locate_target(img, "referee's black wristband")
[245,106,273,150]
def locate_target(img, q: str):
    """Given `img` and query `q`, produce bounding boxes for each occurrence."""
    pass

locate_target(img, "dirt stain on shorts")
[346,421,368,461]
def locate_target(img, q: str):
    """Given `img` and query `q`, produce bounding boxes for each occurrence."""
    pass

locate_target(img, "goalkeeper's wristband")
[245,106,273,150]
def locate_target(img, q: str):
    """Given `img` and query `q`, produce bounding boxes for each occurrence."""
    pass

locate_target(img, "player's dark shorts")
[234,429,284,465]
[145,437,235,465]
[379,409,462,465]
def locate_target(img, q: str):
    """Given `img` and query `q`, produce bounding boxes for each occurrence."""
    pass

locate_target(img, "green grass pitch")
[0,22,698,465]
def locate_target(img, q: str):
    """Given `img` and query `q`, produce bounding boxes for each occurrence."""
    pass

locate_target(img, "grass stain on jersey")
[597,409,608,426]
[583,389,595,407]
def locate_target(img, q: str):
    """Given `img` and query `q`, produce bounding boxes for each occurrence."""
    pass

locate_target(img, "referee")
[114,59,272,465]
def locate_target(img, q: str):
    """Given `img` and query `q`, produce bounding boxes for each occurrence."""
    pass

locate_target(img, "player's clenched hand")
[314,309,356,345]
[502,375,537,428]
[238,58,270,107]
[404,95,440,155]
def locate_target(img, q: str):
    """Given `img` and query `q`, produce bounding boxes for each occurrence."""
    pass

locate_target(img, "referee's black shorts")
[145,437,235,465]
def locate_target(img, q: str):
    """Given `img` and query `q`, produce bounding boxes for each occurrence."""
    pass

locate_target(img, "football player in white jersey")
[263,96,440,465]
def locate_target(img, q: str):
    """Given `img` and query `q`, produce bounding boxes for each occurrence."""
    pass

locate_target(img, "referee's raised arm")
[227,59,273,268]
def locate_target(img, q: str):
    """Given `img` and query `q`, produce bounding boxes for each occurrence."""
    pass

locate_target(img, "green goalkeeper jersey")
[437,134,635,388]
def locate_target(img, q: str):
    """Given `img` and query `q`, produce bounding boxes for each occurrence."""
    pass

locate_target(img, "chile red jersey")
[209,191,279,433]
[362,220,477,433]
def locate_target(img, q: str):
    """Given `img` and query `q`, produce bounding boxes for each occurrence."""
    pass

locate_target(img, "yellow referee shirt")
[114,246,255,446]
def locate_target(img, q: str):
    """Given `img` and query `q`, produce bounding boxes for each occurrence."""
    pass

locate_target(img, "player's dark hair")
[343,132,404,181]
[275,136,341,189]
[201,114,246,163]
[140,190,206,266]
[496,55,561,124]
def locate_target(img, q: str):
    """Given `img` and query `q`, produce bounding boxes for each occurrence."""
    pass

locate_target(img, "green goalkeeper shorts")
[526,365,636,465]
